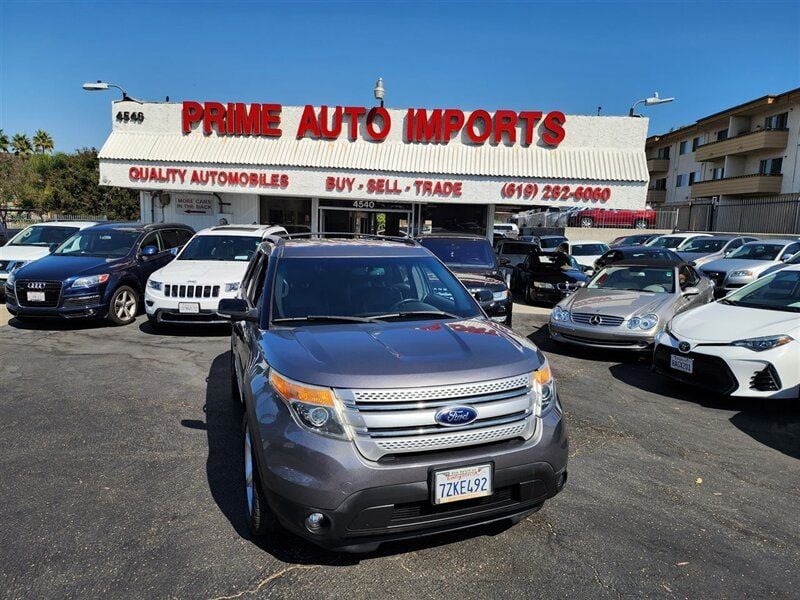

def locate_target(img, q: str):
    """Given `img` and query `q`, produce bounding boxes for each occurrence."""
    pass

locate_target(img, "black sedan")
[594,246,683,271]
[510,251,590,304]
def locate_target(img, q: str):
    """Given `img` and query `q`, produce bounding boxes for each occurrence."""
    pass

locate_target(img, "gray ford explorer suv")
[218,235,568,552]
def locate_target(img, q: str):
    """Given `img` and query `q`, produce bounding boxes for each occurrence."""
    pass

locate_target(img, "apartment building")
[645,87,800,206]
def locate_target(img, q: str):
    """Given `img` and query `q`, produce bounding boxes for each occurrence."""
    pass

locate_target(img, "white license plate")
[26,291,46,302]
[433,464,493,505]
[670,354,694,374]
[178,302,200,314]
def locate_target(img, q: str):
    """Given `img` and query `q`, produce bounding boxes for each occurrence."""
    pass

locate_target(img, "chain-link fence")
[676,195,800,235]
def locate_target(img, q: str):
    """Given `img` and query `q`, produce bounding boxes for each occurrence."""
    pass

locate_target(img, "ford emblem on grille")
[27,282,46,290]
[589,314,602,326]
[678,341,691,353]
[434,405,478,427]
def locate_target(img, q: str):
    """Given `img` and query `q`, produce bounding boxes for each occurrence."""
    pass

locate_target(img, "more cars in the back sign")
[654,266,800,399]
[593,245,683,271]
[0,221,100,294]
[700,239,800,296]
[677,235,759,268]
[646,232,712,251]
[549,260,714,351]
[419,234,513,326]
[510,250,590,305]
[144,224,287,327]
[5,222,194,325]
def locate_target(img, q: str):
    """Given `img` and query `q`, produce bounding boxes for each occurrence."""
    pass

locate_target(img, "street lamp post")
[629,92,675,117]
[82,81,142,103]
[373,77,385,108]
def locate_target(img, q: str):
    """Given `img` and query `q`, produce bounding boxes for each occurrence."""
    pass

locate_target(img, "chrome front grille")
[571,312,624,327]
[15,280,63,308]
[337,374,535,460]
[164,284,220,299]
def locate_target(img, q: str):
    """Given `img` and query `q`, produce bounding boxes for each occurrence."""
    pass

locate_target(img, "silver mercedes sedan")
[549,260,715,350]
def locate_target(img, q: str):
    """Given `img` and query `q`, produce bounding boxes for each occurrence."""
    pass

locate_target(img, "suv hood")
[152,260,248,284]
[0,246,51,262]
[263,318,542,388]
[671,302,800,342]
[563,288,672,317]
[13,254,128,280]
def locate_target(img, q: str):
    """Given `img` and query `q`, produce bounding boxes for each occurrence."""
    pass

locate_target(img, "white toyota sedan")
[654,265,800,399]
[145,224,286,327]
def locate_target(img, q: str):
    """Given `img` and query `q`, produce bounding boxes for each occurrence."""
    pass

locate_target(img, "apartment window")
[716,129,728,141]
[679,141,689,155]
[711,167,724,180]
[676,174,687,187]
[692,137,702,151]
[759,157,783,175]
[764,112,788,130]
[653,178,667,190]
[656,146,671,159]
[688,171,701,185]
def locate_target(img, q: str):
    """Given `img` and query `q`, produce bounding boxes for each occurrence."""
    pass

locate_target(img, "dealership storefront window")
[97,100,650,237]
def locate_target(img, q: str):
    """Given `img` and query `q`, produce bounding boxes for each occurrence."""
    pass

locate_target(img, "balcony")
[646,189,667,204]
[690,174,783,198]
[695,129,789,162]
[647,158,670,173]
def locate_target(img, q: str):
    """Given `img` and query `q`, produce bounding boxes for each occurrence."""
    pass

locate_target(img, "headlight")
[628,314,659,330]
[6,271,16,286]
[71,274,110,289]
[729,270,753,278]
[533,282,555,289]
[532,362,556,416]
[551,306,570,322]
[269,370,349,440]
[731,335,793,352]
[10,261,27,271]
[148,280,162,291]
[225,282,241,293]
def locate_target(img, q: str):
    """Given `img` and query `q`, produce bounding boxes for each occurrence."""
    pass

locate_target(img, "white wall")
[138,191,259,229]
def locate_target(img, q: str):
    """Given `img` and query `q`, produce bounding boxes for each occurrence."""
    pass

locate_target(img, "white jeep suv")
[144,224,287,327]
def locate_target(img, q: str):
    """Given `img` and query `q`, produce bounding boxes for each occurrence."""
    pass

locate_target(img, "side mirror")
[217,298,259,322]
[682,286,700,296]
[141,245,158,258]
[49,243,59,254]
[170,247,180,256]
[499,257,511,266]
[474,289,493,303]
[780,254,791,262]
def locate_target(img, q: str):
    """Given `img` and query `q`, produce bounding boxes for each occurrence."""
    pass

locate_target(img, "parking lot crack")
[207,565,319,600]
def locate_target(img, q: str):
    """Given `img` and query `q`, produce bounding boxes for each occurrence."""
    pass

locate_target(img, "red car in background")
[568,207,656,229]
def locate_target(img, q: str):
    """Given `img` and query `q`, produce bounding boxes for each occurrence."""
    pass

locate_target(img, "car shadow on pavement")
[201,351,519,566]
[6,315,111,331]
[139,321,230,337]
[528,323,647,364]
[608,362,800,460]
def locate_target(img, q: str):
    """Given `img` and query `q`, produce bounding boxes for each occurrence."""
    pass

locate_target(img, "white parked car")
[144,224,287,327]
[0,221,100,290]
[654,265,800,399]
[646,232,712,251]
[492,223,519,239]
[570,240,609,270]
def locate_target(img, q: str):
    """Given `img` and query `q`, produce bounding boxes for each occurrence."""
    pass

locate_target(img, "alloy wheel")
[114,290,137,321]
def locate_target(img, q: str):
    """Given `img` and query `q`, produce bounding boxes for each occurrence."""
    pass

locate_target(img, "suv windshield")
[589,266,675,294]
[727,244,782,261]
[681,238,727,253]
[179,235,261,261]
[419,238,496,269]
[723,270,800,312]
[9,225,79,247]
[54,229,140,257]
[272,256,481,321]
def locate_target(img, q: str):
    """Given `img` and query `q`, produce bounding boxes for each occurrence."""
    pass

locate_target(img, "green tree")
[11,133,32,156]
[32,130,54,153]
[0,130,9,153]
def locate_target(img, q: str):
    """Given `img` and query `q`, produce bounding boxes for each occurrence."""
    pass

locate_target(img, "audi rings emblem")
[27,282,46,290]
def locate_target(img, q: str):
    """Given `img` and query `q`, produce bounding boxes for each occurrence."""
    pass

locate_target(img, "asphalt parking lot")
[1,303,798,599]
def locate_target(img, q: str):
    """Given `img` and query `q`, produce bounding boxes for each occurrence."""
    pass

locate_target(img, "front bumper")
[527,284,568,304]
[250,395,568,551]
[5,282,109,319]
[145,289,233,325]
[549,319,655,350]
[654,332,800,399]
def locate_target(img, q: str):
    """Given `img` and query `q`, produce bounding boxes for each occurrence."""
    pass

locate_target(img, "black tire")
[243,414,279,536]
[633,219,648,229]
[107,285,139,326]
[579,217,594,228]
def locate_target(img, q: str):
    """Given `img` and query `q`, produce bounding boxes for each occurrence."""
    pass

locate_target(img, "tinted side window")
[727,238,743,250]
[247,256,268,306]
[177,229,194,245]
[782,243,800,258]
[160,229,183,249]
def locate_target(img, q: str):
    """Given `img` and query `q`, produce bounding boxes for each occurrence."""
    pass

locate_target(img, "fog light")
[306,512,326,532]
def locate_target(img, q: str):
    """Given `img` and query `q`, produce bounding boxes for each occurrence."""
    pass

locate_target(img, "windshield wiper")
[369,310,462,321]
[272,315,380,324]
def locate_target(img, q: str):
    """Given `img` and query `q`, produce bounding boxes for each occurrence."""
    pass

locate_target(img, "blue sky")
[1,0,798,151]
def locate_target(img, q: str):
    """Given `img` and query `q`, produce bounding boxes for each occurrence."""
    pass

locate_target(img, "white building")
[97,100,650,236]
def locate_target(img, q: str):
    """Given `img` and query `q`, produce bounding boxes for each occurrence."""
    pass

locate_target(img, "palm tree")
[11,133,32,156]
[0,130,9,153]
[32,130,54,153]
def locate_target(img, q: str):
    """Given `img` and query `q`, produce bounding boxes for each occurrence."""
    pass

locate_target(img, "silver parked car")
[700,239,800,295]
[677,235,759,268]
[549,260,714,350]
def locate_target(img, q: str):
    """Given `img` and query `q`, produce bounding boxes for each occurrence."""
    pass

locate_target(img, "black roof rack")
[267,232,419,246]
